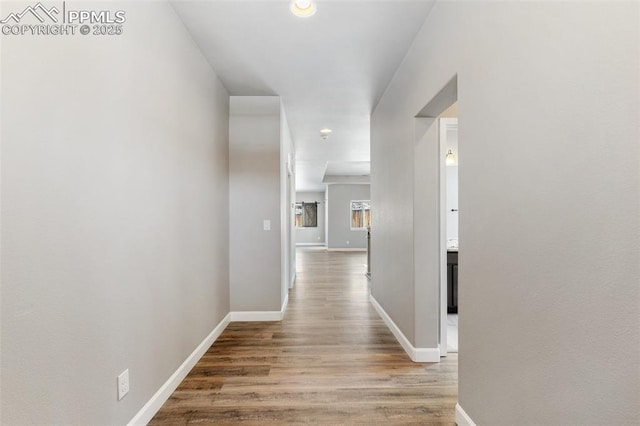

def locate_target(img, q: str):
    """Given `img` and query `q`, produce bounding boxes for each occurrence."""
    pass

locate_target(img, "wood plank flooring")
[150,248,458,425]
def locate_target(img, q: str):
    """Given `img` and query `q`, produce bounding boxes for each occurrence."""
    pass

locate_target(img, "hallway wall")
[0,2,231,425]
[327,184,370,250]
[371,1,639,425]
[229,97,283,313]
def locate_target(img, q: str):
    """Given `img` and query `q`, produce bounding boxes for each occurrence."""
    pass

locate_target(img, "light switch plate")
[263,220,271,231]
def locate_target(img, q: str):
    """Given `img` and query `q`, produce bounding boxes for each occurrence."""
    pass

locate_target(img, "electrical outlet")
[117,369,129,400]
[346,240,350,245]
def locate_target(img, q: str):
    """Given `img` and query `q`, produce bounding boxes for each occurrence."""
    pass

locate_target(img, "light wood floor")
[150,248,458,425]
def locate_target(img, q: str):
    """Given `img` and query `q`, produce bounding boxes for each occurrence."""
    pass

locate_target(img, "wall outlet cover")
[117,369,130,401]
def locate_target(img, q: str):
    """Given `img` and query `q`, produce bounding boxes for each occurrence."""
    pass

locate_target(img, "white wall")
[372,1,639,424]
[295,192,326,245]
[412,118,441,349]
[0,2,230,424]
[280,105,296,294]
[326,184,370,250]
[229,97,283,313]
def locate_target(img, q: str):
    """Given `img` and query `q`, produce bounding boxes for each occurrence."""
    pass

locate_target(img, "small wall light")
[320,128,332,140]
[290,0,316,18]
[445,149,456,166]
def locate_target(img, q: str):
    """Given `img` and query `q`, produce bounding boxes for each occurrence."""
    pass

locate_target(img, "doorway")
[439,113,458,353]
[412,75,458,360]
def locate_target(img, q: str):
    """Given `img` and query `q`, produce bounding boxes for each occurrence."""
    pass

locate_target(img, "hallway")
[150,248,458,424]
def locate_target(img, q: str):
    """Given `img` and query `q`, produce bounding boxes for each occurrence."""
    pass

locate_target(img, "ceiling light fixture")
[290,0,316,18]
[320,128,332,140]
[445,149,456,166]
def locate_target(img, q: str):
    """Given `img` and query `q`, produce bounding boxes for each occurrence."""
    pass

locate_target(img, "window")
[350,200,371,230]
[295,202,318,227]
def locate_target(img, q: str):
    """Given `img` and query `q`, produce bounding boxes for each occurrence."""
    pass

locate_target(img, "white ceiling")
[170,0,435,192]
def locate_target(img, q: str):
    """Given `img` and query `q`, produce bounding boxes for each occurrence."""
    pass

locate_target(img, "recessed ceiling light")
[320,128,332,140]
[290,0,316,18]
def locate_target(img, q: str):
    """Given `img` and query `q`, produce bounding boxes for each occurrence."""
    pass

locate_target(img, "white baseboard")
[290,271,296,289]
[230,311,282,321]
[230,294,289,322]
[128,292,291,425]
[296,243,325,246]
[369,295,440,363]
[281,293,288,318]
[455,403,476,426]
[129,292,291,424]
[327,248,366,252]
[413,346,441,362]
[127,313,231,426]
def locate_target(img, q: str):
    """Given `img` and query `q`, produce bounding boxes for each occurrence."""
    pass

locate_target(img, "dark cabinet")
[447,251,458,313]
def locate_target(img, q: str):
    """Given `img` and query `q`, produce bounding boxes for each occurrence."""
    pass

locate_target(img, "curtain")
[302,203,317,227]
[295,202,318,227]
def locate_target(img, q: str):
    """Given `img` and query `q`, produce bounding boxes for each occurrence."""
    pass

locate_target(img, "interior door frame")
[413,75,457,359]
[438,117,457,356]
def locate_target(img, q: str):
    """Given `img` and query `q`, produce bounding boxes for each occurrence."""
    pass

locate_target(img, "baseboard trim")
[281,293,289,318]
[455,403,476,426]
[230,294,289,322]
[128,293,291,424]
[369,295,440,363]
[290,271,296,289]
[127,313,231,426]
[414,346,441,362]
[230,311,282,321]
[296,243,325,246]
[327,248,366,252]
